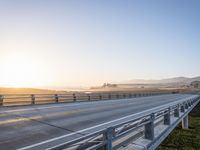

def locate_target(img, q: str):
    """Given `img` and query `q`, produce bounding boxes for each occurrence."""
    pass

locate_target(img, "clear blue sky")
[0,0,200,87]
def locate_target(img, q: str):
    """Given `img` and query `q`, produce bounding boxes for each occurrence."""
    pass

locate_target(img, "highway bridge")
[0,93,199,150]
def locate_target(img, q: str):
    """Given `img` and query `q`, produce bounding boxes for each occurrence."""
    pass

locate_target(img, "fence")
[0,91,170,106]
[46,95,200,150]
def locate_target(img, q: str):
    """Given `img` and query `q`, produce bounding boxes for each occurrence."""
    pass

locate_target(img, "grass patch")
[157,102,200,150]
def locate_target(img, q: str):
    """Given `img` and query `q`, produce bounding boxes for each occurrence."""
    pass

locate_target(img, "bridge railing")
[47,95,200,150]
[0,91,170,106]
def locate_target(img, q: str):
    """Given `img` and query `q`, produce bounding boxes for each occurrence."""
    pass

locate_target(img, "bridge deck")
[0,94,195,150]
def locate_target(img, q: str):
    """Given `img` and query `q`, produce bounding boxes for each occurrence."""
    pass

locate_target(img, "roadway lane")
[0,94,195,150]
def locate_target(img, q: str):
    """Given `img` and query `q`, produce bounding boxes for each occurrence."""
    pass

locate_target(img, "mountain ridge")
[119,76,200,84]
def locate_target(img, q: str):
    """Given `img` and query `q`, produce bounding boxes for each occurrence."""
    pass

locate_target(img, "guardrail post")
[189,100,192,107]
[164,107,171,125]
[0,95,3,106]
[191,99,194,105]
[190,99,193,104]
[108,94,111,100]
[185,103,188,109]
[55,94,59,103]
[88,94,91,101]
[181,104,185,112]
[144,113,155,140]
[73,93,76,102]
[103,127,114,150]
[174,105,180,117]
[99,94,102,100]
[193,99,195,104]
[188,101,191,107]
[190,100,192,106]
[116,94,119,99]
[31,94,35,104]
[190,100,193,105]
[123,94,126,98]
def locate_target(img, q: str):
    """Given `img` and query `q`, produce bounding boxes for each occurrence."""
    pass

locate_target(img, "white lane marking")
[18,95,196,150]
[1,94,179,113]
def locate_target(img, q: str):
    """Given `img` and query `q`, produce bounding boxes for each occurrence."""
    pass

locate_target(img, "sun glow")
[1,53,42,88]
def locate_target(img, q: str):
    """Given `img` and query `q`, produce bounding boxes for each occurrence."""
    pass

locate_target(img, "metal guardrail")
[0,92,170,106]
[46,95,200,150]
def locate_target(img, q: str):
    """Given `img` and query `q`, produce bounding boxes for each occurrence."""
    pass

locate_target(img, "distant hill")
[119,76,200,85]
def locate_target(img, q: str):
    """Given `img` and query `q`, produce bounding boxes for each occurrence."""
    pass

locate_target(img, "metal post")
[0,95,3,106]
[188,101,191,107]
[144,113,155,140]
[191,100,194,105]
[123,94,126,98]
[88,94,91,101]
[164,108,171,125]
[116,94,119,99]
[103,127,113,150]
[31,94,35,104]
[55,94,59,103]
[174,105,180,117]
[190,100,192,105]
[108,94,111,100]
[73,93,76,102]
[185,103,188,109]
[99,94,102,100]
[181,104,185,112]
[182,115,189,129]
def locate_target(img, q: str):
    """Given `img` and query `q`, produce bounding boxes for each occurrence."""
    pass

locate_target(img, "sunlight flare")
[1,53,40,87]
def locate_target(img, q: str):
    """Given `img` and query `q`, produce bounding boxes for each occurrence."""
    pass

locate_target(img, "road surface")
[0,94,194,150]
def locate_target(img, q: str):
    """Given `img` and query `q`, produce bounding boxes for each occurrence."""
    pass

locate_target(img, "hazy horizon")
[1,0,200,88]
[0,75,199,90]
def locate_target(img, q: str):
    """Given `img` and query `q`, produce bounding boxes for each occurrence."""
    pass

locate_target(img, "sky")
[0,0,200,88]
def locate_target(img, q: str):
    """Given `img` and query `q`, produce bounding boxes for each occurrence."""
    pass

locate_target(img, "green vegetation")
[158,102,200,150]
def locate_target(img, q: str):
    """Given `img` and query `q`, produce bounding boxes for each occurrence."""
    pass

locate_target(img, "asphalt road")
[0,94,195,150]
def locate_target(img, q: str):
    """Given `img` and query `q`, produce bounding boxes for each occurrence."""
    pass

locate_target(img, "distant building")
[190,81,200,88]
[102,83,118,88]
